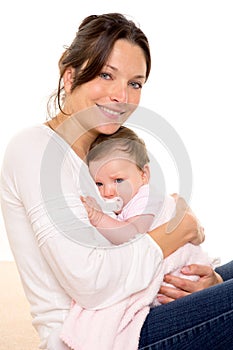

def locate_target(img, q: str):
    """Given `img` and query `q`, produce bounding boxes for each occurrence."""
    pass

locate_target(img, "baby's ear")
[142,164,150,183]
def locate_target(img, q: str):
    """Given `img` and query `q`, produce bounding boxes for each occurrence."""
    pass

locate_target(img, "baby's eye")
[96,182,103,187]
[129,81,143,89]
[115,178,124,184]
[99,72,112,80]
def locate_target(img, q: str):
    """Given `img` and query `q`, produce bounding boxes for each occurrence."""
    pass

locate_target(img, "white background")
[0,0,232,264]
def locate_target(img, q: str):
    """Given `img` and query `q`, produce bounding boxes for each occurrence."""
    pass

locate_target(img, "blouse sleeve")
[41,233,163,309]
[1,126,164,310]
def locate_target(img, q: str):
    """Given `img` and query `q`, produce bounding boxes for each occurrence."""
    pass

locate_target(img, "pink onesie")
[60,184,218,349]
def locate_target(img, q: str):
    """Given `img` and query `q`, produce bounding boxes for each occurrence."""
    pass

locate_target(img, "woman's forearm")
[148,210,202,258]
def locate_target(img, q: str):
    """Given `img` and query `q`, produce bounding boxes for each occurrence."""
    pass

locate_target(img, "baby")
[82,126,218,304]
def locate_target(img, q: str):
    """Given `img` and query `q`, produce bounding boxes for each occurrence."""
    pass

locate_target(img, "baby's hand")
[80,195,103,226]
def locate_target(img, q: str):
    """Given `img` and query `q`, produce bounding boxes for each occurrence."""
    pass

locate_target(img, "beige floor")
[0,261,40,350]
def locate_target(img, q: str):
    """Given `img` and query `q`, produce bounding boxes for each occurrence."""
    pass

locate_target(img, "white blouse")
[0,125,163,349]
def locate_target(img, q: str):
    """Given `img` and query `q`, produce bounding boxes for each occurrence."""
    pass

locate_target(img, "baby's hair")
[87,126,150,170]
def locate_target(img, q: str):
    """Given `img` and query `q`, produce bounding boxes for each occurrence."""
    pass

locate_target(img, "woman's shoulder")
[7,124,53,143]
[4,124,51,149]
[4,124,71,157]
[1,124,68,171]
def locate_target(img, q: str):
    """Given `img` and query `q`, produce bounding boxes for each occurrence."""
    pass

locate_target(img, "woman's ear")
[63,67,75,93]
[142,164,150,183]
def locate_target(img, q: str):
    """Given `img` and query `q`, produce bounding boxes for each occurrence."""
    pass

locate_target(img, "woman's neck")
[45,113,98,160]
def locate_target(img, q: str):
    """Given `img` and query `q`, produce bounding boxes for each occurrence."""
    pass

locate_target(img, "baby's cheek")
[117,181,134,205]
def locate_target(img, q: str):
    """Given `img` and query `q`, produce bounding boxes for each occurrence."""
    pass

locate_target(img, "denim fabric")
[215,260,233,281]
[139,261,233,349]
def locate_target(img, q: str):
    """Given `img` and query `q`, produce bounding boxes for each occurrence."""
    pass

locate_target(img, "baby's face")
[89,155,147,207]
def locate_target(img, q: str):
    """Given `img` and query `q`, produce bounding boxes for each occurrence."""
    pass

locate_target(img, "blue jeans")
[139,261,233,349]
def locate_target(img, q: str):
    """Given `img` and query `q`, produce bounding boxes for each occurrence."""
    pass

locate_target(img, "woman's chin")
[96,124,122,135]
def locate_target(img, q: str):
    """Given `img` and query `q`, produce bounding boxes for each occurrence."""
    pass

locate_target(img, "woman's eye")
[115,178,124,184]
[99,72,112,80]
[129,81,142,89]
[96,182,103,187]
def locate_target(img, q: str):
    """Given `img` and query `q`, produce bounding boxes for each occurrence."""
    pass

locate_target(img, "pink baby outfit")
[60,184,218,349]
[60,260,165,350]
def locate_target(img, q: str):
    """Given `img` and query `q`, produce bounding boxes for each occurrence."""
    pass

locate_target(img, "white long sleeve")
[0,125,163,348]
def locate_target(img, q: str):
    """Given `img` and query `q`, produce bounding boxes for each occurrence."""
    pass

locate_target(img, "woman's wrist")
[148,211,203,257]
[148,223,185,258]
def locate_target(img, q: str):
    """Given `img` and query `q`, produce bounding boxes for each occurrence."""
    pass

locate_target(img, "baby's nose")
[103,184,116,198]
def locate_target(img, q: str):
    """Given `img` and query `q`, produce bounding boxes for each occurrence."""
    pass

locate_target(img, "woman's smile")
[96,103,126,119]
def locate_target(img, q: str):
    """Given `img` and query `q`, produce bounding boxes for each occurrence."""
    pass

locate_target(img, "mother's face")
[63,39,147,136]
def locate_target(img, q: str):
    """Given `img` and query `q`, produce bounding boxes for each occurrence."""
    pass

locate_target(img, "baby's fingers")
[80,195,87,203]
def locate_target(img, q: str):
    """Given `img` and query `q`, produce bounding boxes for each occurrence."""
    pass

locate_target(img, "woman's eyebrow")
[105,64,146,80]
[105,64,117,71]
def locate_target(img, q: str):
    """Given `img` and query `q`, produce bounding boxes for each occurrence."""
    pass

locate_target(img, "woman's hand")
[168,194,205,245]
[148,194,205,257]
[157,264,223,304]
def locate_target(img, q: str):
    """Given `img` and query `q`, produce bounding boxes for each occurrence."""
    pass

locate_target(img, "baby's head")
[86,126,150,206]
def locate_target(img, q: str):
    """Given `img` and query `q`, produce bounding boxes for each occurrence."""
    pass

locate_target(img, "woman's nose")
[110,82,128,103]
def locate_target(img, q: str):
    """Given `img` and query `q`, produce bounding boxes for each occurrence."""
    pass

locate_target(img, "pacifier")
[102,196,124,213]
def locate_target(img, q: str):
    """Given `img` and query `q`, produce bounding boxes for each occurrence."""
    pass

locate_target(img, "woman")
[0,13,232,350]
